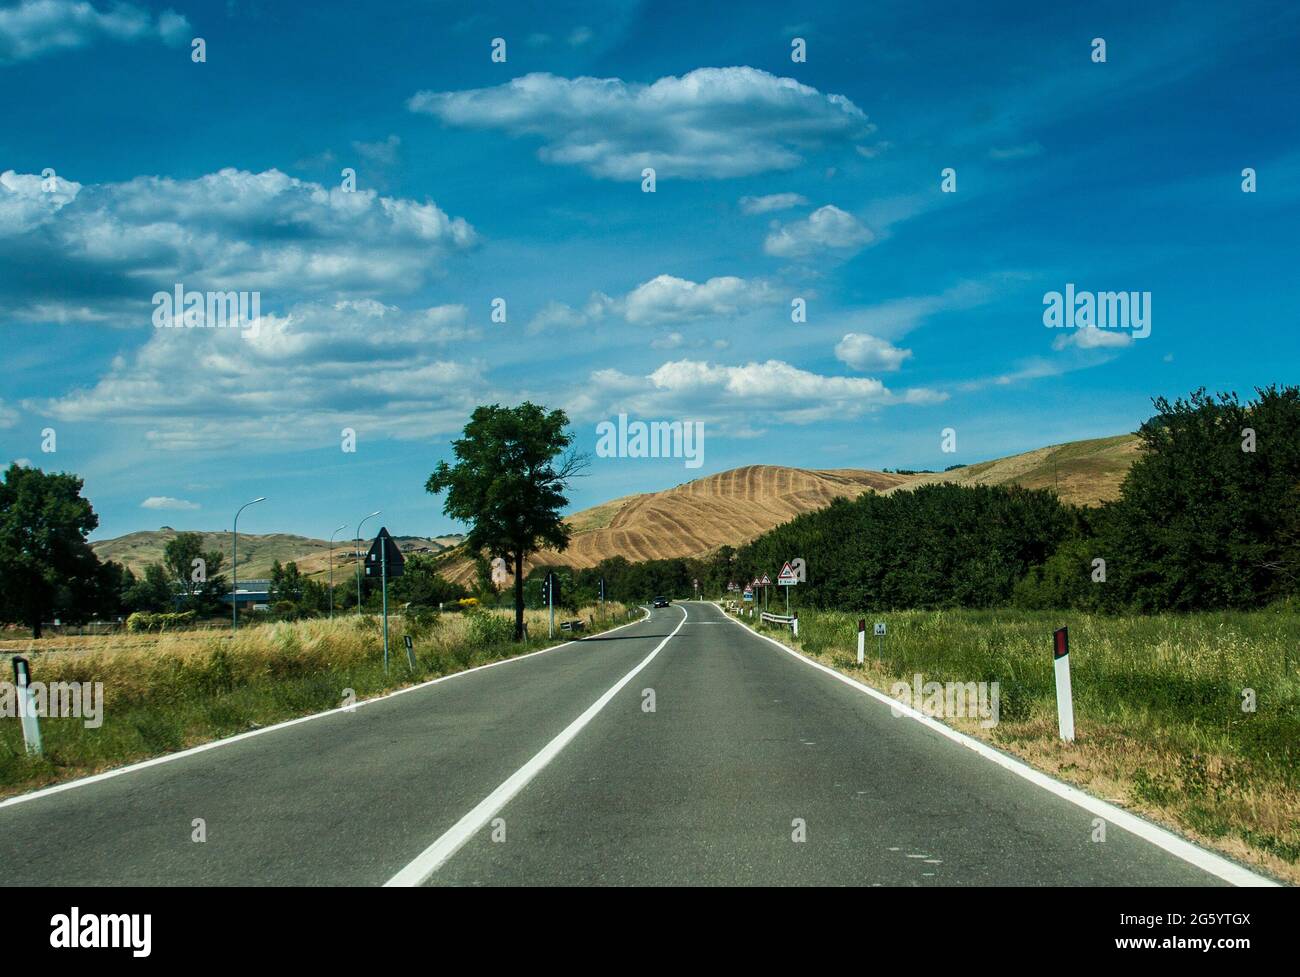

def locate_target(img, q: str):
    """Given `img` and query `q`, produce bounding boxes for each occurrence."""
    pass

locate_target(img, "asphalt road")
[0,602,1259,886]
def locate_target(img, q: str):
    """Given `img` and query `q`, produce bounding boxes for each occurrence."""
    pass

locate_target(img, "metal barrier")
[760,610,799,635]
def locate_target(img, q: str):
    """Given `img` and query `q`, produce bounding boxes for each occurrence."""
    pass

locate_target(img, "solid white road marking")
[721,606,1279,887]
[0,609,652,811]
[385,604,690,886]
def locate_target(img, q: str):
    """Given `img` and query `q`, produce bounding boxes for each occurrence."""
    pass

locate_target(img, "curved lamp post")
[328,523,347,619]
[232,497,266,633]
[355,511,381,615]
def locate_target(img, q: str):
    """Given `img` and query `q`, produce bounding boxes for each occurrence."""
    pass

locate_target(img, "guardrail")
[760,610,799,636]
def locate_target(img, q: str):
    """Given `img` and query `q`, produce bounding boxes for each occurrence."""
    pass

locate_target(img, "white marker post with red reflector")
[1053,627,1075,742]
[857,619,866,664]
[13,657,42,756]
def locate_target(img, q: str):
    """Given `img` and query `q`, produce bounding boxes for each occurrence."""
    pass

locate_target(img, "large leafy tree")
[163,532,227,615]
[427,403,584,640]
[1101,385,1300,609]
[0,463,101,637]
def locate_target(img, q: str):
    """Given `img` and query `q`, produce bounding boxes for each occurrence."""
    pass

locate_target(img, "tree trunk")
[513,551,525,642]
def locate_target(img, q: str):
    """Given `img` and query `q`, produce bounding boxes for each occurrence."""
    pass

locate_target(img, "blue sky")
[1,0,1297,542]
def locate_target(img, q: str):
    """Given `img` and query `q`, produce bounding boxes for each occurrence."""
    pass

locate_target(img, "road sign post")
[874,621,886,659]
[403,633,417,671]
[12,657,42,756]
[382,541,389,672]
[1053,627,1075,741]
[777,561,797,615]
[364,528,404,674]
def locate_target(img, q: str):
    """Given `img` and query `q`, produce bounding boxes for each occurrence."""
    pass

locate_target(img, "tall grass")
[751,605,1300,882]
[0,603,629,798]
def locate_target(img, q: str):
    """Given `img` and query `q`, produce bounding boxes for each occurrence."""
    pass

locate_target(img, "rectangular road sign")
[874,622,886,636]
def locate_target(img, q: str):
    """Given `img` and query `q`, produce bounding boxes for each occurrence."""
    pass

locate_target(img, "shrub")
[464,609,513,647]
[125,610,197,633]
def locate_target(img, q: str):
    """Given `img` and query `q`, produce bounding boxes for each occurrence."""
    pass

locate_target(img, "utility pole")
[381,534,389,672]
[328,523,346,619]
[355,510,380,615]
[231,497,266,634]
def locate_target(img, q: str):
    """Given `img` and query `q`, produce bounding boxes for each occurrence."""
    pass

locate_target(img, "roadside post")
[792,612,799,638]
[599,576,605,616]
[1053,627,1075,741]
[12,657,42,756]
[403,634,417,671]
[874,621,886,659]
[364,528,405,674]
[542,571,558,639]
[857,619,866,664]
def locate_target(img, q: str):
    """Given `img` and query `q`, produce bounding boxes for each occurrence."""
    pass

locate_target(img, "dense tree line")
[728,385,1300,613]
[731,483,1075,610]
[1017,385,1299,611]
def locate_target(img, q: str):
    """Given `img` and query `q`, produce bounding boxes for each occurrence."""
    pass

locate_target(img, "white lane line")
[0,609,652,811]
[721,607,1279,888]
[385,604,690,886]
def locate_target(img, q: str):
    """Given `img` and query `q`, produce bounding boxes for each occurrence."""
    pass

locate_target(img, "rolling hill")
[437,465,912,586]
[436,433,1141,586]
[91,433,1141,586]
[91,529,464,580]
[882,433,1140,506]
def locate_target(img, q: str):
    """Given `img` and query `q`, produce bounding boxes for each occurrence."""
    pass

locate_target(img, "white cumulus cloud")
[409,67,875,180]
[140,496,200,511]
[0,0,189,63]
[34,299,488,449]
[835,333,913,372]
[739,192,807,215]
[763,204,874,258]
[0,167,477,325]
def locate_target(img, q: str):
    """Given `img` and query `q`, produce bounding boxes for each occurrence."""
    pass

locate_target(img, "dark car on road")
[653,596,670,608]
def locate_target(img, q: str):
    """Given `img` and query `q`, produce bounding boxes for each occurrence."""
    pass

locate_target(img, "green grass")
[749,604,1300,882]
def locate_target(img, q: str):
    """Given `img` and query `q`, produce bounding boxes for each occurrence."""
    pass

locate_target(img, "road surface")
[0,602,1262,885]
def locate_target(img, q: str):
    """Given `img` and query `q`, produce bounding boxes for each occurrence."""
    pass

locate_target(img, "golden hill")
[883,433,1140,507]
[91,434,1140,587]
[438,434,1141,586]
[438,465,911,586]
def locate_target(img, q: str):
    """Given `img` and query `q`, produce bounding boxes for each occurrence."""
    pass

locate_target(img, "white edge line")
[384,604,689,886]
[721,607,1280,888]
[0,608,653,811]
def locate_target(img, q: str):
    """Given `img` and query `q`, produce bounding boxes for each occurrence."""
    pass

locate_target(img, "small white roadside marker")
[13,658,43,755]
[1053,627,1075,742]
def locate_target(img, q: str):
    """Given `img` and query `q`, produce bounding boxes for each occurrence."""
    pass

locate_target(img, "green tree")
[125,562,176,612]
[0,464,101,637]
[269,559,305,604]
[1101,386,1300,609]
[426,403,585,641]
[163,532,227,615]
[390,553,468,607]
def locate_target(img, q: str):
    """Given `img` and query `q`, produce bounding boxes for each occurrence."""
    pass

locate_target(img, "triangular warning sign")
[364,527,405,577]
[777,561,797,585]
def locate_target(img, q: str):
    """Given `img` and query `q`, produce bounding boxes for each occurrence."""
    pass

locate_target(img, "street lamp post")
[328,523,347,619]
[355,511,381,615]
[232,497,266,633]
